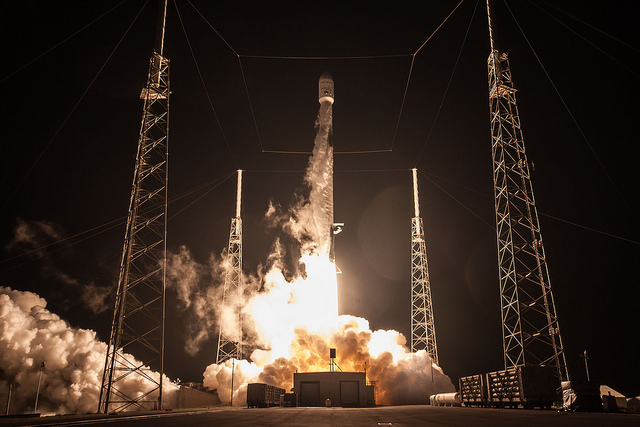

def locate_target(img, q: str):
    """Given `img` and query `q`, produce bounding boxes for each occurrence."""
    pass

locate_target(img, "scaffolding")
[486,0,568,382]
[216,170,244,364]
[410,169,439,365]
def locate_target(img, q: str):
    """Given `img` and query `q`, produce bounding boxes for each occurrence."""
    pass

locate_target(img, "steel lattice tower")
[410,169,438,365]
[99,1,170,413]
[486,0,568,381]
[216,170,244,364]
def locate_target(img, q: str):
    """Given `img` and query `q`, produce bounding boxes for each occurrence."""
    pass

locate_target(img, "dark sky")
[1,1,639,397]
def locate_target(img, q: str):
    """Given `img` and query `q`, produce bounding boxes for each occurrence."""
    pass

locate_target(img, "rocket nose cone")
[319,71,333,82]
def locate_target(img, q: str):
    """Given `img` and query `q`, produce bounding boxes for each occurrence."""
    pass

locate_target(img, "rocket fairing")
[318,72,334,104]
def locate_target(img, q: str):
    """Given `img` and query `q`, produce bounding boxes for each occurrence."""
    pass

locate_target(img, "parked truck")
[460,366,558,409]
[247,383,286,408]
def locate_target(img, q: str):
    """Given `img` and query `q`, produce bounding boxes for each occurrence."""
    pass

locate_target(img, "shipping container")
[460,366,558,409]
[247,383,286,408]
[459,374,487,407]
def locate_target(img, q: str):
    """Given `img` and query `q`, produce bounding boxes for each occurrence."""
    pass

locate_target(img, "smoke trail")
[306,100,334,256]
[0,286,178,414]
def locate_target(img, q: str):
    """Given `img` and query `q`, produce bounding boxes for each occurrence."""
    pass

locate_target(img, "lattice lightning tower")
[98,1,170,413]
[410,169,438,365]
[216,170,244,363]
[486,0,568,381]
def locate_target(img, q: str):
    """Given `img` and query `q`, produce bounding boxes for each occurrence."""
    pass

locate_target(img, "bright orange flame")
[244,253,338,365]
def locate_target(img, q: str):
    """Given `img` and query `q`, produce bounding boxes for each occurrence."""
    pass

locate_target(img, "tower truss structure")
[216,170,244,364]
[486,0,568,381]
[410,169,438,365]
[98,49,170,413]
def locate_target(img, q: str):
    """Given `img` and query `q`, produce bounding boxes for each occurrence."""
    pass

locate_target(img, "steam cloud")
[0,286,177,414]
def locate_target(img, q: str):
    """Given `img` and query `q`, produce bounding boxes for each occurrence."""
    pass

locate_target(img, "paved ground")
[1,405,639,427]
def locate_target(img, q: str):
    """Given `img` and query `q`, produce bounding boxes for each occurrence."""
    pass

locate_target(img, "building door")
[300,381,320,406]
[340,381,359,407]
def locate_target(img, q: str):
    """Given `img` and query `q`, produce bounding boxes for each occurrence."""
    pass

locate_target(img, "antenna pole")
[156,0,168,55]
[236,170,242,218]
[410,170,438,365]
[412,168,420,217]
[217,171,244,364]
[486,0,496,52]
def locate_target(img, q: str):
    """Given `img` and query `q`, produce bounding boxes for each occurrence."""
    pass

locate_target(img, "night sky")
[1,1,639,398]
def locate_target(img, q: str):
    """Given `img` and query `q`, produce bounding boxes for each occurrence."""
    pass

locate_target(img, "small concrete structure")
[293,371,375,407]
[178,384,221,408]
[600,385,627,412]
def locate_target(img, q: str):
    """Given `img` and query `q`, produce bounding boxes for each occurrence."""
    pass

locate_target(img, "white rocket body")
[318,72,335,104]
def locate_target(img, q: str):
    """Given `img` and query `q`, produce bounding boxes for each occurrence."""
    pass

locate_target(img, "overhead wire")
[181,1,264,154]
[387,0,465,152]
[0,0,150,215]
[168,170,236,219]
[417,170,495,230]
[422,170,640,246]
[237,58,266,152]
[0,0,129,83]
[538,213,640,246]
[527,0,640,78]
[185,0,239,56]
[186,0,465,156]
[503,0,629,211]
[0,172,237,268]
[0,217,125,267]
[416,0,479,164]
[173,0,237,167]
[538,0,640,55]
[252,1,466,154]
[240,54,411,60]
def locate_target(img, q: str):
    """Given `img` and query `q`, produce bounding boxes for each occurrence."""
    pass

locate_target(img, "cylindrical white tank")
[430,392,462,406]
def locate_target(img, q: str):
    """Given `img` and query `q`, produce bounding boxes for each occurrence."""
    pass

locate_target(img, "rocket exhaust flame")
[201,73,455,405]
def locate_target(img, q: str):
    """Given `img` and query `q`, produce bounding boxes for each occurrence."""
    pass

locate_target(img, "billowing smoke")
[204,312,454,405]
[0,286,178,414]
[200,100,455,405]
[166,245,261,356]
[5,219,112,315]
[166,246,222,354]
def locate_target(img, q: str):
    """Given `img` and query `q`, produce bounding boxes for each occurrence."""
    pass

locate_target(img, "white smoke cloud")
[0,286,178,414]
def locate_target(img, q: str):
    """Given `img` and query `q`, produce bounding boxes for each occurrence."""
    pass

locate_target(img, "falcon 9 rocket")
[308,72,336,261]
